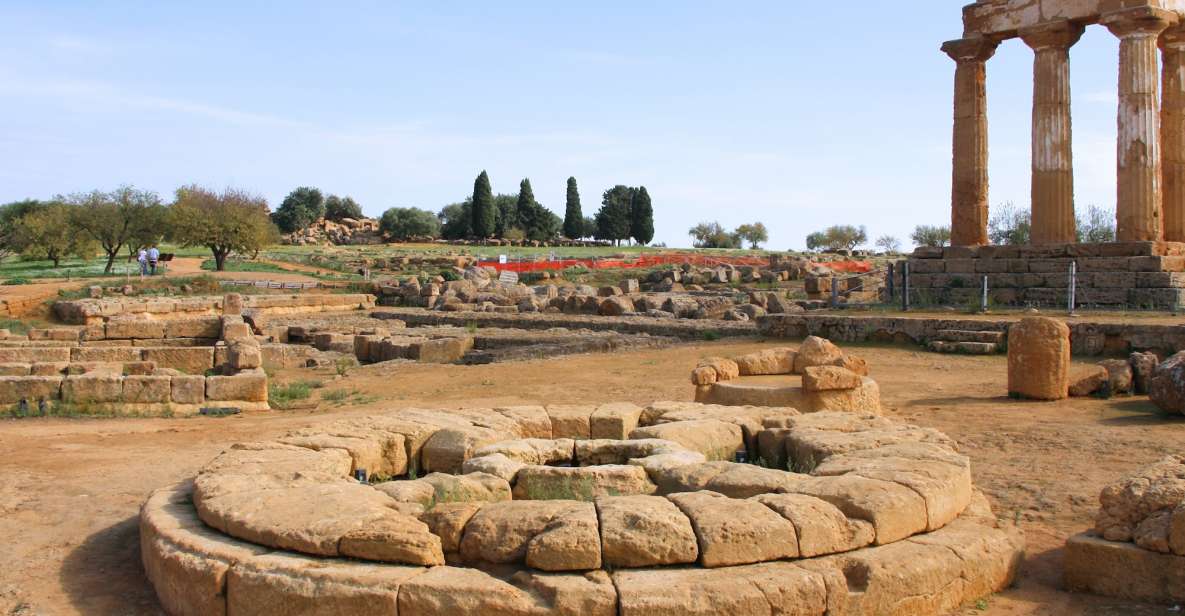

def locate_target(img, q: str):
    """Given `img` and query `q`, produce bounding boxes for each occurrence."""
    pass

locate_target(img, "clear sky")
[0,1,1130,249]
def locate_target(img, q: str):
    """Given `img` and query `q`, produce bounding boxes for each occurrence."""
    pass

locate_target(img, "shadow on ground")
[60,515,162,615]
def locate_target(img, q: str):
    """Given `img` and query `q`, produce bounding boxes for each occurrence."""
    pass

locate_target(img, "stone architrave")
[1021,20,1084,244]
[942,36,999,247]
[1103,7,1175,241]
[1163,23,1185,241]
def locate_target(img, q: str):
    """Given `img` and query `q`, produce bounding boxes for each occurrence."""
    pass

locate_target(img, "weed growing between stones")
[268,379,324,410]
[334,357,353,377]
[789,454,818,474]
[702,330,721,342]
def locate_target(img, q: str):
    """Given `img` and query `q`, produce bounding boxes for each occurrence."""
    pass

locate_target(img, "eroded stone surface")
[667,491,799,567]
[597,495,699,567]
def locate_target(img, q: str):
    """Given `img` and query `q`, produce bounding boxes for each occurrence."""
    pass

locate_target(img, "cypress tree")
[563,177,583,239]
[471,171,495,238]
[596,185,634,246]
[630,186,654,245]
[516,178,537,239]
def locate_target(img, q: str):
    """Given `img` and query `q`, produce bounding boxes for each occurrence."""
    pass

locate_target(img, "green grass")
[6,401,176,419]
[0,318,48,335]
[268,379,324,410]
[320,389,351,403]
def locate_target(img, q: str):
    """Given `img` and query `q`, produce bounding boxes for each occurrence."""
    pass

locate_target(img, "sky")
[0,1,1131,249]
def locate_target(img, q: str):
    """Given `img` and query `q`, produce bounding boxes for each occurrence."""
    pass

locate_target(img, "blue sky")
[0,1,1128,249]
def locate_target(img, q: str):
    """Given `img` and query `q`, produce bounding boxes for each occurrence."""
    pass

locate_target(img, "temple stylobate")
[944,0,1185,246]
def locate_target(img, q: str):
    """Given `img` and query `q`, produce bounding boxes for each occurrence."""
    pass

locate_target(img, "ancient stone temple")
[905,0,1185,309]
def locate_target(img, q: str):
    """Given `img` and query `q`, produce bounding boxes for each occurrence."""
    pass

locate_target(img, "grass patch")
[0,318,47,335]
[268,379,324,410]
[6,401,176,419]
[320,388,350,403]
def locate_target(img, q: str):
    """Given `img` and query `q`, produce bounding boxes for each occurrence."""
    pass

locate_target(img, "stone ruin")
[141,401,1023,615]
[691,337,881,414]
[1066,455,1185,604]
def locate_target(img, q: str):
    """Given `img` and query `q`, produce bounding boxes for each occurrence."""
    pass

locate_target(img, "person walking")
[137,248,148,278]
[148,245,160,275]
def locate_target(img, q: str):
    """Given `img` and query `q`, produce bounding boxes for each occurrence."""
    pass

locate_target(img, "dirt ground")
[1,339,1183,615]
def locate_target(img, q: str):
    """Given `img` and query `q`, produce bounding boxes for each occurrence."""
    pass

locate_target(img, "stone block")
[165,318,222,339]
[171,376,206,404]
[942,258,976,273]
[223,293,243,316]
[412,337,473,363]
[206,369,267,402]
[1007,317,1070,400]
[122,361,158,376]
[0,376,62,403]
[974,259,1010,273]
[589,403,643,440]
[228,342,262,370]
[142,348,215,374]
[105,318,166,340]
[546,405,595,439]
[30,362,67,376]
[61,374,124,403]
[70,346,143,363]
[0,363,30,376]
[123,375,171,403]
[1079,257,1130,272]
[0,347,70,363]
[221,319,252,344]
[1065,533,1185,604]
[907,259,944,274]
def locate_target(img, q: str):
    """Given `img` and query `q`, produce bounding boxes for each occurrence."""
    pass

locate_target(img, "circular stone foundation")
[141,401,1023,615]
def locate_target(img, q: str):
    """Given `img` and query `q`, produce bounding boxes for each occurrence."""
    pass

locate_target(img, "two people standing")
[137,246,161,277]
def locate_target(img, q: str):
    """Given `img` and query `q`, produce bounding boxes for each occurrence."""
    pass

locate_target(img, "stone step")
[927,340,1001,355]
[933,329,1005,344]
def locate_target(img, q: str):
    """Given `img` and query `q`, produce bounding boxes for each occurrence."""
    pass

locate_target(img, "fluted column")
[1021,21,1084,245]
[1162,24,1185,242]
[942,36,999,247]
[1103,7,1175,241]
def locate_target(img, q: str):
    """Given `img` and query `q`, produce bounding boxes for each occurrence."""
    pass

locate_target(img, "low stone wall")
[758,313,1185,357]
[53,294,377,325]
[0,369,267,412]
[373,308,756,340]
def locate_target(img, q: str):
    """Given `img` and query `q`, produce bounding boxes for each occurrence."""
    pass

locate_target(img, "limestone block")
[788,475,928,544]
[165,318,222,339]
[420,426,505,474]
[598,295,635,316]
[122,361,157,376]
[701,463,804,498]
[596,495,698,567]
[733,348,795,375]
[458,500,586,565]
[106,318,166,340]
[803,377,882,413]
[690,366,717,386]
[1130,351,1159,394]
[374,481,435,508]
[0,363,30,376]
[461,454,526,483]
[793,336,843,373]
[61,374,123,403]
[0,347,69,363]
[493,405,552,439]
[206,370,267,402]
[397,566,616,616]
[338,515,445,565]
[613,562,830,616]
[412,336,473,363]
[0,376,62,403]
[223,293,243,316]
[1006,316,1070,400]
[171,376,206,404]
[802,366,862,392]
[812,452,971,531]
[754,493,874,556]
[280,432,390,476]
[630,420,743,461]
[697,357,739,381]
[667,491,798,567]
[421,472,512,504]
[525,504,602,571]
[1151,352,1185,414]
[574,439,684,466]
[420,502,484,553]
[123,375,171,403]
[225,552,420,616]
[589,402,642,440]
[474,438,574,466]
[221,320,252,344]
[1098,358,1134,395]
[546,404,595,439]
[228,342,262,370]
[1069,365,1108,396]
[1065,533,1185,604]
[70,346,143,363]
[144,345,216,374]
[513,464,657,500]
[30,362,67,376]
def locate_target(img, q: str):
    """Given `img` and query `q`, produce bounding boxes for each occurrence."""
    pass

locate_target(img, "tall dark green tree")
[563,177,583,239]
[516,179,537,239]
[595,185,634,246]
[493,194,518,237]
[470,171,496,238]
[630,186,654,245]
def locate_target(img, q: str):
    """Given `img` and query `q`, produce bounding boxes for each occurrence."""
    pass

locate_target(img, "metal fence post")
[902,261,911,312]
[886,263,895,301]
[829,275,839,308]
[1068,261,1077,315]
[981,275,988,313]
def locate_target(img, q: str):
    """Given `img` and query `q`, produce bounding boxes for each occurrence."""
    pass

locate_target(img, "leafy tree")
[12,202,94,267]
[380,207,441,240]
[171,185,279,271]
[987,202,1030,246]
[596,185,634,245]
[125,203,170,259]
[70,186,164,273]
[734,222,768,249]
[0,199,44,262]
[533,207,563,241]
[874,234,902,254]
[581,216,597,239]
[493,193,518,237]
[1077,205,1116,243]
[439,201,471,240]
[688,221,742,249]
[810,224,867,251]
[910,225,951,248]
[563,177,583,240]
[471,171,496,238]
[325,195,363,221]
[630,187,655,245]
[805,231,827,251]
[271,186,325,233]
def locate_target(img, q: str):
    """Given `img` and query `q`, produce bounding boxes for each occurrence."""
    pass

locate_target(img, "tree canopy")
[171,185,278,271]
[69,186,164,273]
[12,202,94,267]
[563,177,583,239]
[380,207,441,240]
[806,225,867,251]
[688,221,742,249]
[471,171,496,238]
[910,225,951,248]
[595,185,634,245]
[734,222,768,249]
[630,187,655,245]
[325,195,363,221]
[272,186,325,233]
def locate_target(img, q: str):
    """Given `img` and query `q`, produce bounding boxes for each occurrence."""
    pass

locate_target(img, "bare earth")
[1,339,1182,615]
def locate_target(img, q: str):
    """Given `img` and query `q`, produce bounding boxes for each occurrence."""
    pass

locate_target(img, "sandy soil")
[0,340,1182,615]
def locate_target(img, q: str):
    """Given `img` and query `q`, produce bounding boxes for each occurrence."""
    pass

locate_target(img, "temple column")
[1103,7,1175,241]
[942,36,999,247]
[1161,23,1185,242]
[1021,21,1084,244]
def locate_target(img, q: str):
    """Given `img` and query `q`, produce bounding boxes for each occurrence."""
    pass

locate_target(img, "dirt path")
[0,341,1181,615]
